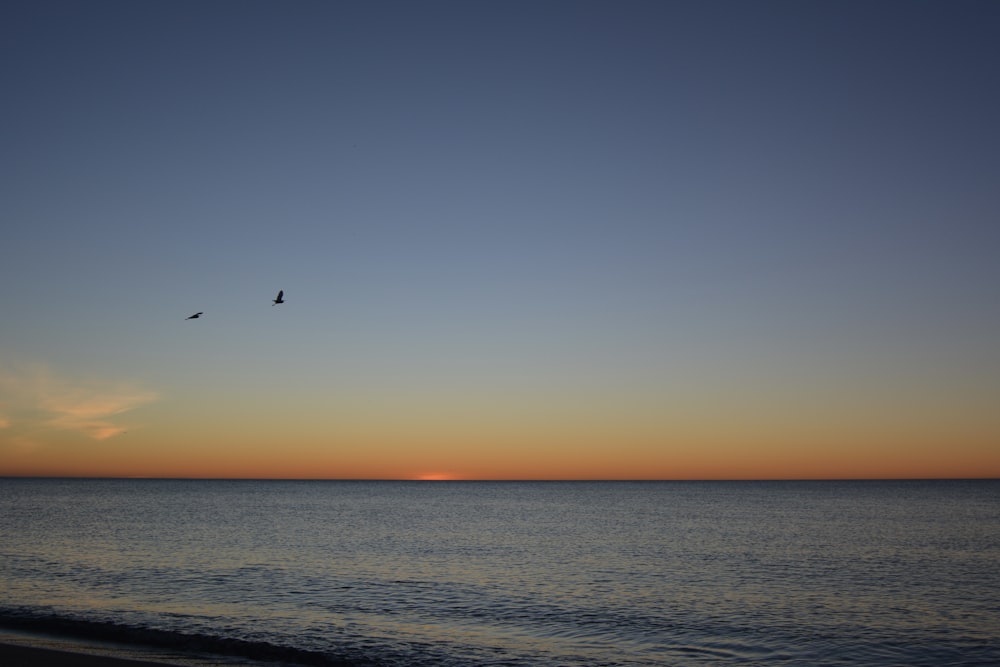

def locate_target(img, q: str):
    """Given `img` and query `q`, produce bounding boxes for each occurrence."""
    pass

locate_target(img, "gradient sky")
[2,0,998,480]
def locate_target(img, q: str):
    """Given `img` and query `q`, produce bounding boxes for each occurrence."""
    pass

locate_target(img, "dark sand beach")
[0,643,183,667]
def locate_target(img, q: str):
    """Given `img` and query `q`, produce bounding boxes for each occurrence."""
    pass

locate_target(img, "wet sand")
[0,642,184,667]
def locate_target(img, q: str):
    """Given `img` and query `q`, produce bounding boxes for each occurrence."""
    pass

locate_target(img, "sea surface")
[1,479,998,666]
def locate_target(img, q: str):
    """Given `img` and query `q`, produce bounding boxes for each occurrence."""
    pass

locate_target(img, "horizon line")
[2,475,997,482]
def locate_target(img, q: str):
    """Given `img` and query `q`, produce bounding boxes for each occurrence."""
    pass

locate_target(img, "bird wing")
[277,290,283,300]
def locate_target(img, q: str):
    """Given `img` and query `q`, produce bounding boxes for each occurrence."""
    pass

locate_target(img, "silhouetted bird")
[186,312,203,320]
[272,290,284,306]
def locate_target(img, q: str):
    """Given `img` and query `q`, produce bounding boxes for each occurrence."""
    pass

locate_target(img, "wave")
[0,608,378,667]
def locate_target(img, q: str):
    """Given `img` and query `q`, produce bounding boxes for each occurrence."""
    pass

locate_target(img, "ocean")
[1,479,998,666]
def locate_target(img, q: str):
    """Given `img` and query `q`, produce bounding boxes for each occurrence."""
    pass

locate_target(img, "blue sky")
[2,1,998,478]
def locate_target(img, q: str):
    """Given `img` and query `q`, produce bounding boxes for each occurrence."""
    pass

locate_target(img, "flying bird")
[272,290,284,306]
[186,312,203,320]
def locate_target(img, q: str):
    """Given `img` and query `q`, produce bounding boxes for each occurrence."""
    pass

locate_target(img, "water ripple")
[2,479,999,666]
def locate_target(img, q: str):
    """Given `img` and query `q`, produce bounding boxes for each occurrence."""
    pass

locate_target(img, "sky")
[2,0,998,480]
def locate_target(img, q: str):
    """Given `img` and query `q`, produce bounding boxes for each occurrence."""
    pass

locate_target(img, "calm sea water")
[1,479,998,666]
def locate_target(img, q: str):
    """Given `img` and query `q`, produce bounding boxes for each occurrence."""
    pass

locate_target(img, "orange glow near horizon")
[2,369,999,480]
[2,427,998,480]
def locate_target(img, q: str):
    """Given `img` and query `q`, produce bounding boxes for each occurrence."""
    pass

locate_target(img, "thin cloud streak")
[0,364,158,442]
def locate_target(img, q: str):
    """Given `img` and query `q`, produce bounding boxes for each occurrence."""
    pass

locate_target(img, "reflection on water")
[1,480,999,666]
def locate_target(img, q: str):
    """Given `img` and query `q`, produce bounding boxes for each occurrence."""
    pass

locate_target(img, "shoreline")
[0,626,352,667]
[0,642,186,667]
[0,630,232,667]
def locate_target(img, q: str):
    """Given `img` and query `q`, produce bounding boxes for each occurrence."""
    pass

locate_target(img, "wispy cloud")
[0,363,158,442]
